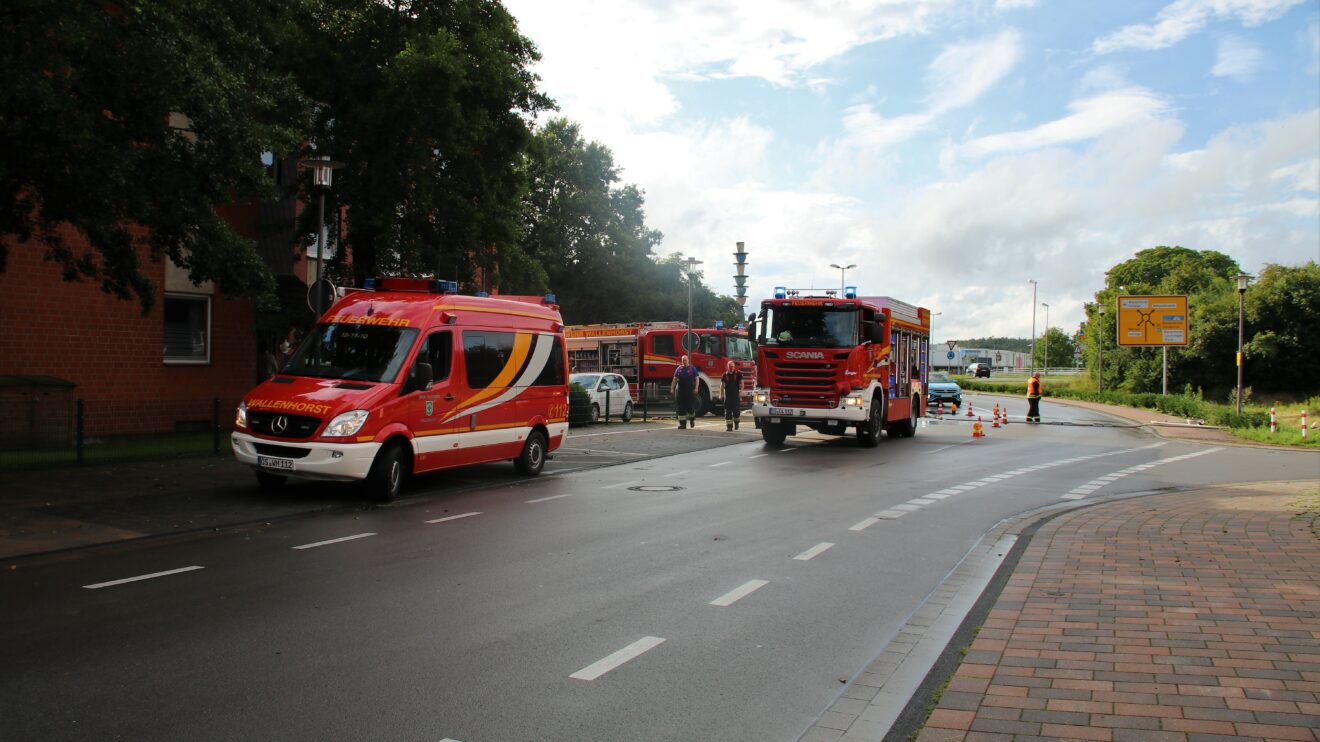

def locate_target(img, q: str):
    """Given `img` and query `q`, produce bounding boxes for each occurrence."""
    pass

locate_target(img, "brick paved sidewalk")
[917,482,1320,742]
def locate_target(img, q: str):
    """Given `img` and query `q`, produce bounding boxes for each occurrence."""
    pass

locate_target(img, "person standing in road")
[1026,371,1042,422]
[671,355,700,429]
[721,361,742,431]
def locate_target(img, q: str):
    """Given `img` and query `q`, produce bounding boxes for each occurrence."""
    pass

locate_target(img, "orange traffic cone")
[966,402,974,418]
[936,400,944,418]
[972,417,985,438]
[993,404,1000,420]
[1001,408,1009,426]
[992,411,1001,428]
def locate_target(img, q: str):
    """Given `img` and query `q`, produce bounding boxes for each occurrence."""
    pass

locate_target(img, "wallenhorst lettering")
[326,314,411,327]
[249,399,332,415]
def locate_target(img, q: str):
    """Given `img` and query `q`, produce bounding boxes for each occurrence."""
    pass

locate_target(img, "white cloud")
[1092,0,1304,54]
[952,88,1174,160]
[926,29,1024,114]
[1213,35,1265,79]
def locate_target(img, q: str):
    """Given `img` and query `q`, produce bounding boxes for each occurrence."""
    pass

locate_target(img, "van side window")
[532,336,566,387]
[652,334,675,356]
[421,331,452,382]
[463,331,517,389]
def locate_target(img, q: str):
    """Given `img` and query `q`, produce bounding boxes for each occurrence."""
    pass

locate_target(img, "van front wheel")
[515,430,548,476]
[367,443,406,502]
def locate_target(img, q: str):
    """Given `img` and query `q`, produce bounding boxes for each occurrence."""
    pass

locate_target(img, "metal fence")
[0,397,237,471]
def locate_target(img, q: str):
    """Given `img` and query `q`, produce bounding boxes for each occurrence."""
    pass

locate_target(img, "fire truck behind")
[748,287,930,446]
[565,322,755,415]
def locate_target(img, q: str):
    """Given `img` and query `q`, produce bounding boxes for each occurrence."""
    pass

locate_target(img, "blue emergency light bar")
[774,287,787,299]
[714,320,724,329]
[544,293,557,305]
[845,286,857,299]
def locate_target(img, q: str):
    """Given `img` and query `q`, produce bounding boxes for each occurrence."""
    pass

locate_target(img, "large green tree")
[1039,327,1076,368]
[1243,261,1319,395]
[1,0,309,311]
[288,0,551,287]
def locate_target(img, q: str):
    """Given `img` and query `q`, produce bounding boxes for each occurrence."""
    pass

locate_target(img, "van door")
[408,330,454,472]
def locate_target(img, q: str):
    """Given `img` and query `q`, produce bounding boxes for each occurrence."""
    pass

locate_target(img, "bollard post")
[213,397,221,453]
[604,388,610,425]
[1270,406,1276,434]
[76,399,85,464]
[1303,410,1309,439]
[642,384,649,423]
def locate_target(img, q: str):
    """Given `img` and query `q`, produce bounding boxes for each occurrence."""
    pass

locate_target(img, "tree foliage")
[288,0,552,287]
[1081,246,1318,399]
[1,0,310,311]
[1039,327,1076,368]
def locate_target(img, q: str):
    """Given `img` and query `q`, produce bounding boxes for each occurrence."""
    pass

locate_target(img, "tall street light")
[299,154,345,320]
[829,263,856,294]
[1041,302,1050,375]
[1028,279,1038,373]
[1236,272,1251,414]
[1097,302,1105,392]
[684,257,704,353]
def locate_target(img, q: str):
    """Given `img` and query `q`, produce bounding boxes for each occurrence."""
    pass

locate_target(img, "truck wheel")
[621,402,633,422]
[898,395,919,438]
[366,443,406,502]
[761,422,787,445]
[255,471,286,492]
[515,430,547,476]
[858,396,885,448]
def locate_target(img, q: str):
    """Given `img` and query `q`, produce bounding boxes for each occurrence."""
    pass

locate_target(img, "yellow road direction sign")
[1116,295,1189,347]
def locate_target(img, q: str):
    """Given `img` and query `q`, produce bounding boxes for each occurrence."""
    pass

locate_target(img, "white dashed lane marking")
[525,494,573,504]
[83,566,204,590]
[710,579,769,607]
[793,543,835,561]
[425,512,482,524]
[570,636,666,681]
[291,533,376,550]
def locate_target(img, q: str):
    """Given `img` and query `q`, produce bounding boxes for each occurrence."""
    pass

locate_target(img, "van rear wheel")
[515,430,547,476]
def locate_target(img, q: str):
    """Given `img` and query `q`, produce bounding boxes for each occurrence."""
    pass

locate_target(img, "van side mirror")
[405,362,433,394]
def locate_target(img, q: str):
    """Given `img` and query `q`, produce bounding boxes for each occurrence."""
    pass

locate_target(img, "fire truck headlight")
[752,389,769,405]
[323,409,369,437]
[841,395,865,408]
[235,402,248,429]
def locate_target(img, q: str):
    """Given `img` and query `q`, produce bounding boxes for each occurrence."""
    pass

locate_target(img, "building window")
[163,294,211,364]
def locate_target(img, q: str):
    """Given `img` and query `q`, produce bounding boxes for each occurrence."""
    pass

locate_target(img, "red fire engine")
[564,322,756,415]
[748,287,929,445]
[232,277,568,500]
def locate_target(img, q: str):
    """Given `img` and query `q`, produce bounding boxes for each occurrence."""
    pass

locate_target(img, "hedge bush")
[958,380,1271,429]
[568,382,593,427]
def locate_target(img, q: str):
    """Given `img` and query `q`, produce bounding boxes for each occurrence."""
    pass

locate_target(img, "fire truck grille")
[248,411,322,439]
[772,361,840,408]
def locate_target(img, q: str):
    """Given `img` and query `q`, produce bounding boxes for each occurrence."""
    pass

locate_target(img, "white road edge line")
[850,517,881,531]
[525,494,573,504]
[708,461,732,468]
[793,543,835,561]
[425,512,482,524]
[291,533,376,550]
[83,565,204,590]
[662,470,689,478]
[601,480,642,490]
[569,636,666,681]
[710,579,770,606]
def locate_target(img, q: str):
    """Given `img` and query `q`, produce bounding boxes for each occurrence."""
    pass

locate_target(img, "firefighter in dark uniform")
[1026,372,1042,422]
[721,361,742,431]
[671,354,700,429]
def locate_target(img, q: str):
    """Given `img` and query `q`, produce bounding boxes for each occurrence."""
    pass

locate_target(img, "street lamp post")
[1041,302,1049,376]
[829,263,856,294]
[1236,272,1251,414]
[1028,279,1038,373]
[298,155,345,320]
[684,257,704,352]
[1097,303,1105,393]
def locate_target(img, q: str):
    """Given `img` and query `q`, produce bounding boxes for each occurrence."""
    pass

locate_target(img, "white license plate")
[769,407,794,416]
[257,456,295,471]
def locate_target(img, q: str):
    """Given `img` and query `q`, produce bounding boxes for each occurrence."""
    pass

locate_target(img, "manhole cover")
[627,485,684,492]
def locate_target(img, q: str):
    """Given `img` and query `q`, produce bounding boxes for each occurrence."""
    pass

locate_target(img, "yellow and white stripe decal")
[441,332,557,423]
[412,421,569,456]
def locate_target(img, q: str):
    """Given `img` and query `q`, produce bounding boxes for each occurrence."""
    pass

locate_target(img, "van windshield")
[282,324,419,383]
[725,336,753,360]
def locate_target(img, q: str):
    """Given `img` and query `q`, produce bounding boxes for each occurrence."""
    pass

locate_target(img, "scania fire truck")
[565,322,755,415]
[748,287,929,446]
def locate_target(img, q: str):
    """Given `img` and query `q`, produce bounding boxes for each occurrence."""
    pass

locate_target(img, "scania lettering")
[565,321,755,415]
[231,277,568,501]
[748,287,930,446]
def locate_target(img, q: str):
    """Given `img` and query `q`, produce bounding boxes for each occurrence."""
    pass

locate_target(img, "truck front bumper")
[750,401,867,426]
[232,431,383,482]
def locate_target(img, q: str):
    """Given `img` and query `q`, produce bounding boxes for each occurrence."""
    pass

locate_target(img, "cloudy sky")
[502,0,1320,342]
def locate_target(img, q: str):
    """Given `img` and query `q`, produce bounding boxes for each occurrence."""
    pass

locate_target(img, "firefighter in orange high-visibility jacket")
[1026,372,1042,423]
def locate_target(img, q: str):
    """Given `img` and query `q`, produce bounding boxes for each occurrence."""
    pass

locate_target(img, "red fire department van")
[748,287,929,446]
[564,321,755,415]
[232,278,568,500]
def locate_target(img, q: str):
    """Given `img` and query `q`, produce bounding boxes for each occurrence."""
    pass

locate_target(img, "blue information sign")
[946,351,955,360]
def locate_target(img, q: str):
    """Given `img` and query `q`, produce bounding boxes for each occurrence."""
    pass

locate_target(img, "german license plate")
[769,407,794,416]
[257,456,295,471]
